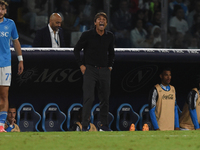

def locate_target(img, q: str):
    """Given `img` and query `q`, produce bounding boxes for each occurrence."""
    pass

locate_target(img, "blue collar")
[0,17,7,23]
[160,84,170,91]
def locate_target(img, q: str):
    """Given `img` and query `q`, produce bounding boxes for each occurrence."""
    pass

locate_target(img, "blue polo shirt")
[0,17,19,67]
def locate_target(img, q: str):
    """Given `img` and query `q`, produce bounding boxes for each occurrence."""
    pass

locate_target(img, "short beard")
[52,27,58,31]
[0,15,4,20]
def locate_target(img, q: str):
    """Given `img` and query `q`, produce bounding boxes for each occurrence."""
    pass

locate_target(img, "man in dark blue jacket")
[32,13,65,47]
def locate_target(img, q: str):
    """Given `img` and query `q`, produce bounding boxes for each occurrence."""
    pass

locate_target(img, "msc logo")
[121,65,158,92]
[0,31,9,37]
[17,68,81,85]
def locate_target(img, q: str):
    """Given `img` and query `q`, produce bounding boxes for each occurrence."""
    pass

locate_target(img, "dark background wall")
[9,49,200,130]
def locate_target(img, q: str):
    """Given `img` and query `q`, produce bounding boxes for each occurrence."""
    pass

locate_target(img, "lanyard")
[54,33,59,46]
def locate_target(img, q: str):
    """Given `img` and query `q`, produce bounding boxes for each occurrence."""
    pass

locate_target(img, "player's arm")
[13,39,24,75]
[174,100,180,130]
[149,87,159,130]
[5,124,14,132]
[73,32,87,66]
[73,32,87,74]
[188,90,200,130]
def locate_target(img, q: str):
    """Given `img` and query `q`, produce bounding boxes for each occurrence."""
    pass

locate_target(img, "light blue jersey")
[0,17,19,67]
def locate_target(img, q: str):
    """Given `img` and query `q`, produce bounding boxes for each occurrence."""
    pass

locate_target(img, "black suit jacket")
[32,26,65,47]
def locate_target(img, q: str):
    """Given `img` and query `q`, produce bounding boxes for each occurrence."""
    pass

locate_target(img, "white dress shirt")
[48,24,60,48]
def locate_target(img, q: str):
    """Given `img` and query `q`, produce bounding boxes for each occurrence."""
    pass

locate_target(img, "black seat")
[42,103,66,131]
[116,103,140,131]
[91,104,114,130]
[17,103,41,132]
[67,103,83,131]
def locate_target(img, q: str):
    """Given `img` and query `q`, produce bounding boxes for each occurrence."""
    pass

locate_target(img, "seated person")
[130,19,147,48]
[22,0,48,35]
[151,25,161,46]
[71,107,97,131]
[58,0,79,47]
[169,0,188,20]
[169,5,189,36]
[179,79,200,130]
[5,105,20,132]
[111,0,132,47]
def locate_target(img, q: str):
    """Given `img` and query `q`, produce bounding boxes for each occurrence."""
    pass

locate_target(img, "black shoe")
[99,125,112,131]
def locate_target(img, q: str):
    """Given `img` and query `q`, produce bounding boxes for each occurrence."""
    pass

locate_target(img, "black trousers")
[82,65,111,127]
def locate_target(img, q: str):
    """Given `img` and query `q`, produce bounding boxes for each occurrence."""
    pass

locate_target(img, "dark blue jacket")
[32,26,65,47]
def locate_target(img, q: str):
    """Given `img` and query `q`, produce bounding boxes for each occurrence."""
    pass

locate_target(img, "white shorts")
[0,66,11,86]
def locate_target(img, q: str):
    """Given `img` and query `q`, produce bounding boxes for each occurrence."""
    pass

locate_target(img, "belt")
[88,65,103,69]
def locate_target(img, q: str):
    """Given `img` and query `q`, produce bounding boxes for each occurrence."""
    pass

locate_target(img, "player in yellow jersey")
[148,67,180,131]
[179,79,200,130]
[5,105,20,132]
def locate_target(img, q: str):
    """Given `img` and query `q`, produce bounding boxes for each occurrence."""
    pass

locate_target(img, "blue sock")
[0,111,7,125]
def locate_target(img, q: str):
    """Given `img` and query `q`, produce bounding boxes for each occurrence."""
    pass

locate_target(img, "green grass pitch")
[1,131,200,150]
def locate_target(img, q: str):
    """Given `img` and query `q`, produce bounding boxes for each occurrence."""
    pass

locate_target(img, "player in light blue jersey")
[0,1,24,132]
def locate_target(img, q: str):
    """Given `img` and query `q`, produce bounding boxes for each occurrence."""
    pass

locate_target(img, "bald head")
[49,13,62,32]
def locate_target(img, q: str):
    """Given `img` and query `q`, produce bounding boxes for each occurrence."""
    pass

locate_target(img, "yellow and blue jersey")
[5,121,20,132]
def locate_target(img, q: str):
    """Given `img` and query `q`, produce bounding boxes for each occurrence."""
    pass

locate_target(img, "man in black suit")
[32,13,65,47]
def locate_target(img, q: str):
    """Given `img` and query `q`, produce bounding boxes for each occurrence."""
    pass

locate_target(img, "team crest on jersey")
[4,26,8,30]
